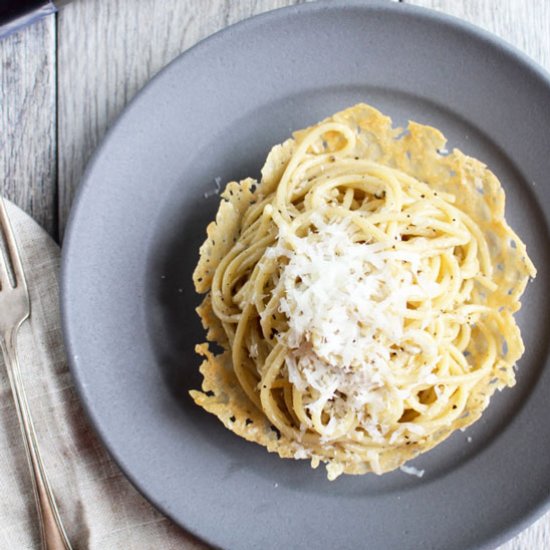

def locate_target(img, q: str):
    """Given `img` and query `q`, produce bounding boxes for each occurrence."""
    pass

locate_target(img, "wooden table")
[1,0,548,548]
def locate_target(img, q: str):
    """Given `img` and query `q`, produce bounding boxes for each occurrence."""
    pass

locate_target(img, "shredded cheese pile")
[267,217,442,439]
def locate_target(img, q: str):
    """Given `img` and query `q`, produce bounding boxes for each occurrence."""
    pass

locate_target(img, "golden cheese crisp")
[190,103,536,480]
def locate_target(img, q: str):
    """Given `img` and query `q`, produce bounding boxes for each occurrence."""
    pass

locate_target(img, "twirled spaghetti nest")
[191,104,535,479]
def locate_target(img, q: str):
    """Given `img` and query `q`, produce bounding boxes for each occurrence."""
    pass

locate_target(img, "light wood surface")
[1,0,549,548]
[0,18,57,235]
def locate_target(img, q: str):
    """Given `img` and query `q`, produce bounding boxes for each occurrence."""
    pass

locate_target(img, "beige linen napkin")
[0,201,205,549]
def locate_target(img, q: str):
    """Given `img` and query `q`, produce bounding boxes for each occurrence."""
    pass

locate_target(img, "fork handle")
[0,330,72,550]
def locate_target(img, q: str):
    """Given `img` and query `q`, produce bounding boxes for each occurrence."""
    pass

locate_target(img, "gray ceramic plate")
[61,2,550,549]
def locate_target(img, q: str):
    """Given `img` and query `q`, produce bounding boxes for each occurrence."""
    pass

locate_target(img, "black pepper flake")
[420,194,426,198]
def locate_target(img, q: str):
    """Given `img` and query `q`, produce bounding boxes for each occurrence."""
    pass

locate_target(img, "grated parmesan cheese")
[262,216,443,439]
[249,342,259,359]
[400,464,425,478]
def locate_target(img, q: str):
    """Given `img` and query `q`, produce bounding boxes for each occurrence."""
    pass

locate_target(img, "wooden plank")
[400,3,550,549]
[0,18,57,236]
[56,0,308,238]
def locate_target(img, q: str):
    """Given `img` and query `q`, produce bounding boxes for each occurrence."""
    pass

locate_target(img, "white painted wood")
[56,0,309,237]
[0,17,57,236]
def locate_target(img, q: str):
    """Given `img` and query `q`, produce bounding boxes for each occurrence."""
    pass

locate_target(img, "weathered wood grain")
[56,0,308,238]
[0,18,57,236]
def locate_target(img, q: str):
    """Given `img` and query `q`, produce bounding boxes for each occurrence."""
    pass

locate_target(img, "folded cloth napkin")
[0,201,205,549]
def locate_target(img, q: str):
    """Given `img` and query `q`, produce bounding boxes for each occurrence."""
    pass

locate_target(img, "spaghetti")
[191,104,536,479]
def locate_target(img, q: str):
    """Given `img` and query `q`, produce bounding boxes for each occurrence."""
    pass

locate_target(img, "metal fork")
[0,197,72,550]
